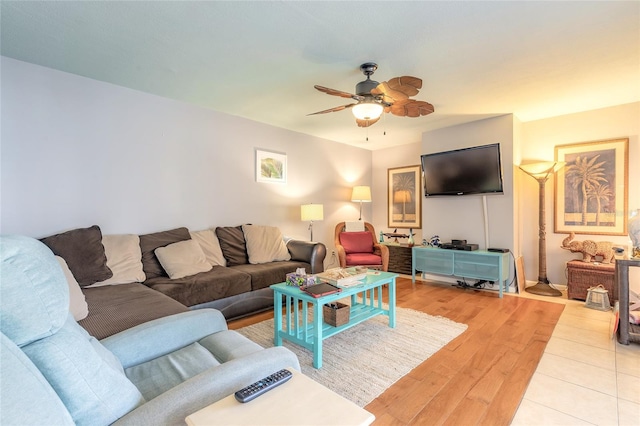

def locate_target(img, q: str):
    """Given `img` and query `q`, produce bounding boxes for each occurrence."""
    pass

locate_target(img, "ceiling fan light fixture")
[352,102,383,121]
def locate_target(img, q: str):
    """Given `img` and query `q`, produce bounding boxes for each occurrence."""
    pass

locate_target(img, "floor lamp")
[351,186,371,221]
[519,161,565,297]
[301,204,323,241]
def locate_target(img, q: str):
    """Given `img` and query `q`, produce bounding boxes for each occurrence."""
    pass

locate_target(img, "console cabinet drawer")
[414,249,453,275]
[454,252,500,281]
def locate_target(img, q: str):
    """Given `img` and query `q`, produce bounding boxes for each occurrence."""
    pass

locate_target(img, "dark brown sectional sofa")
[40,224,326,339]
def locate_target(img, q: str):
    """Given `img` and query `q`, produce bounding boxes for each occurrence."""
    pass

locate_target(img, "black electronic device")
[440,243,478,251]
[234,369,292,403]
[421,143,505,197]
[451,239,467,245]
[488,248,509,253]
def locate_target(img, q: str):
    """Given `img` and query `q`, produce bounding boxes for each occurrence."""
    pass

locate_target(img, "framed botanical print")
[256,149,287,184]
[388,165,422,229]
[554,138,628,235]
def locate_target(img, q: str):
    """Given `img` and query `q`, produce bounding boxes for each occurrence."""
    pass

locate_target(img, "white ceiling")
[2,1,639,151]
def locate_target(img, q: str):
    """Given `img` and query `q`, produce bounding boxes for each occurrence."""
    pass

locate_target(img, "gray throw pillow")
[215,226,249,266]
[40,225,113,287]
[139,227,191,279]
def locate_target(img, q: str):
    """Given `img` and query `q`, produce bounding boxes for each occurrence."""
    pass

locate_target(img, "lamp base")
[525,282,562,297]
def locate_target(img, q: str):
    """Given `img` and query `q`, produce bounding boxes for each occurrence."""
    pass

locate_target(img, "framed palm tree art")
[388,165,422,229]
[554,138,628,235]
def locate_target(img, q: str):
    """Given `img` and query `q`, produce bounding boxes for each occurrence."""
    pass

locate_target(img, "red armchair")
[334,222,389,272]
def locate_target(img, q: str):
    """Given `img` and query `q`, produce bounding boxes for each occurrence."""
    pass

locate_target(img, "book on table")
[300,282,342,298]
[315,267,367,287]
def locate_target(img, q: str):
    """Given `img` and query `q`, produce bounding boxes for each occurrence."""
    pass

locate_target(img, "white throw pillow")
[88,234,146,287]
[155,239,212,279]
[242,224,291,264]
[190,229,226,267]
[345,221,365,232]
[56,256,89,321]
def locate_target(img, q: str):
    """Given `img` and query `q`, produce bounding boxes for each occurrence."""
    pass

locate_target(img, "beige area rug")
[236,308,467,407]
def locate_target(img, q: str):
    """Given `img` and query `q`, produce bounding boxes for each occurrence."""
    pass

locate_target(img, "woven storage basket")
[566,260,615,305]
[323,302,349,327]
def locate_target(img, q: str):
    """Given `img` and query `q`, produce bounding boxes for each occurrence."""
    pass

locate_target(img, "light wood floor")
[229,277,565,425]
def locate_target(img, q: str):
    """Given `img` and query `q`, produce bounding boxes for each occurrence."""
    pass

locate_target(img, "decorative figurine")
[561,232,615,263]
[428,235,441,247]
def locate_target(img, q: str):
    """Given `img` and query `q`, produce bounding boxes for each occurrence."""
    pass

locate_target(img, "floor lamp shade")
[301,204,323,241]
[351,186,371,221]
[519,161,565,297]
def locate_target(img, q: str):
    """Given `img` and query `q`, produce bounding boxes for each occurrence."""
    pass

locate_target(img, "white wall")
[521,102,640,289]
[0,57,372,259]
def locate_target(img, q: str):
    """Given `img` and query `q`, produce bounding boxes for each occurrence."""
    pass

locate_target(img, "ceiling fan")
[308,62,434,127]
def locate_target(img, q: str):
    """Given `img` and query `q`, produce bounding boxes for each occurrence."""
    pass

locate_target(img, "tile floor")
[510,287,640,425]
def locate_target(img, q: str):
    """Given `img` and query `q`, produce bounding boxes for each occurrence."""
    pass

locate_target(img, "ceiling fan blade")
[388,99,435,117]
[371,76,423,102]
[355,116,380,128]
[307,103,356,116]
[314,85,360,100]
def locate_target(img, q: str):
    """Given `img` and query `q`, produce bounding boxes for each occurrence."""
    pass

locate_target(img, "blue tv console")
[412,246,510,298]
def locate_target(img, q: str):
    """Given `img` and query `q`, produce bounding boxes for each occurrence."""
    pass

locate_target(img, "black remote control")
[234,369,292,403]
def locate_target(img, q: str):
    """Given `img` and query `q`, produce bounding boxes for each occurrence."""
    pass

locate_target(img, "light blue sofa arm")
[101,309,228,369]
[113,347,300,426]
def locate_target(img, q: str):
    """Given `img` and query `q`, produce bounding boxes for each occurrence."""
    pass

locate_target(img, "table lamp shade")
[301,204,324,221]
[351,186,372,203]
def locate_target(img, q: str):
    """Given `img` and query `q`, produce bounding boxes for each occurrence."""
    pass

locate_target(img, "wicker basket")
[323,302,350,327]
[566,260,615,305]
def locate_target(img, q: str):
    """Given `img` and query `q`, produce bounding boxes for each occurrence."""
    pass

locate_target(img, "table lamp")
[301,204,323,241]
[351,186,371,221]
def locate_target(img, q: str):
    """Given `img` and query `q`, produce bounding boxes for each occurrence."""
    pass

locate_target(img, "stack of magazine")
[315,267,367,288]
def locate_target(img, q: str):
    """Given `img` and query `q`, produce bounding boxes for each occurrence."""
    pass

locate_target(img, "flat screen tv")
[421,143,504,196]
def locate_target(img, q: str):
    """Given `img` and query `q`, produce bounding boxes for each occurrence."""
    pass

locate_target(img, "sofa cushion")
[216,226,249,266]
[56,256,89,321]
[89,234,145,286]
[139,227,191,280]
[155,240,212,279]
[231,260,311,291]
[346,253,382,266]
[340,231,374,254]
[21,316,145,426]
[40,225,113,286]
[0,236,70,346]
[125,342,220,401]
[78,283,188,340]
[0,332,75,426]
[242,224,291,264]
[190,229,226,267]
[145,266,252,307]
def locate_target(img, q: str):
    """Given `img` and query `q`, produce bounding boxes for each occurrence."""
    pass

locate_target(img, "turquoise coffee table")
[271,271,398,368]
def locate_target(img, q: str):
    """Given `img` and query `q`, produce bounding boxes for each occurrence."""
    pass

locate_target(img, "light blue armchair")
[0,235,300,426]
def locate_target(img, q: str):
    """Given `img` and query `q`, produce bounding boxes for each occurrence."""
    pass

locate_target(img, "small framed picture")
[388,165,422,229]
[256,149,287,184]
